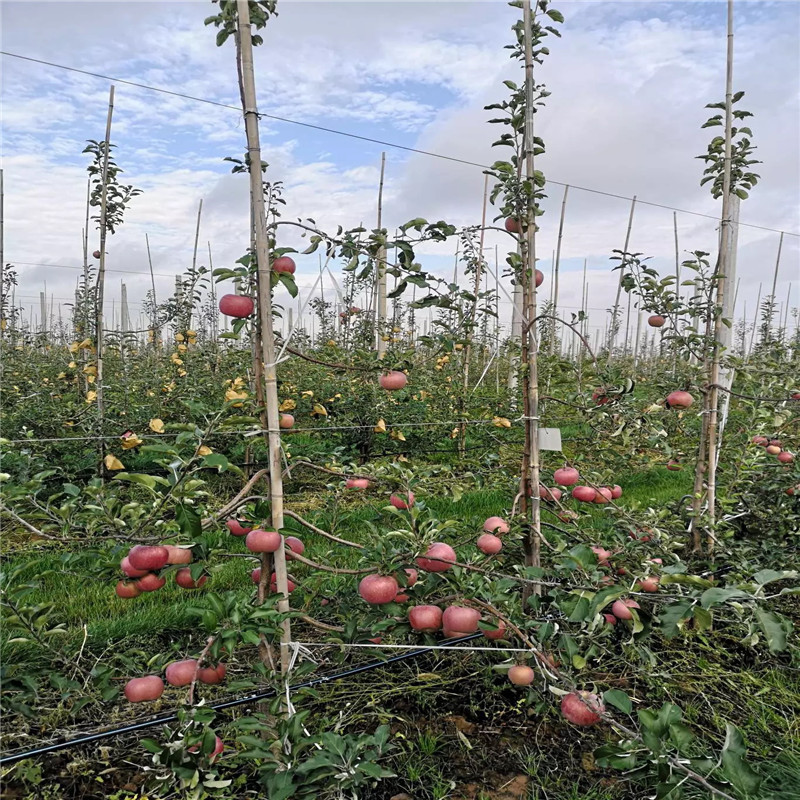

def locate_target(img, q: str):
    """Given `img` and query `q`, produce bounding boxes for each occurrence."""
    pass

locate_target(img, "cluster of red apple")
[538,466,622,506]
[116,544,206,599]
[226,519,304,592]
[751,435,794,464]
[217,256,297,319]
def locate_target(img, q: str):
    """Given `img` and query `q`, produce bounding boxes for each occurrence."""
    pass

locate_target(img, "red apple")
[189,734,224,762]
[359,574,400,605]
[408,605,443,632]
[508,665,535,686]
[571,485,596,503]
[558,510,579,523]
[442,605,481,634]
[591,546,612,565]
[268,573,296,593]
[285,536,305,559]
[482,619,506,640]
[164,545,192,565]
[603,613,617,626]
[226,518,251,536]
[124,675,164,703]
[246,529,281,553]
[769,440,782,447]
[390,491,415,510]
[594,487,613,504]
[554,467,580,486]
[272,256,296,274]
[198,664,226,684]
[136,573,166,592]
[218,294,254,318]
[176,568,207,589]
[115,580,141,598]
[539,485,562,502]
[611,598,640,620]
[128,545,169,572]
[504,217,520,233]
[636,577,660,593]
[121,556,148,578]
[416,542,457,572]
[346,477,370,490]
[667,460,682,471]
[535,269,544,288]
[666,390,694,409]
[92,249,102,259]
[777,451,794,463]
[648,315,665,328]
[477,533,502,554]
[766,445,781,455]
[610,485,622,500]
[751,435,768,446]
[592,389,610,406]
[561,691,604,725]
[279,413,294,429]
[379,371,408,391]
[483,516,509,534]
[165,659,198,687]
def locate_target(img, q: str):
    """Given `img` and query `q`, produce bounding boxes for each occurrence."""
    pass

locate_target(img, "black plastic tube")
[0,634,483,766]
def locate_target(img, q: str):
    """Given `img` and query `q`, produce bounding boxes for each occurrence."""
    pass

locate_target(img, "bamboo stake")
[747,282,761,358]
[0,169,5,334]
[623,290,632,357]
[782,283,792,336]
[236,0,291,672]
[607,196,637,359]
[375,152,388,357]
[705,0,736,553]
[82,179,90,339]
[633,309,643,372]
[521,0,542,597]
[550,184,568,354]
[208,241,218,341]
[95,86,115,476]
[188,199,203,332]
[672,212,680,375]
[766,231,783,335]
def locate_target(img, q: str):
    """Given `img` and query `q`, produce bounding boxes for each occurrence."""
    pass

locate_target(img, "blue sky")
[2,0,798,338]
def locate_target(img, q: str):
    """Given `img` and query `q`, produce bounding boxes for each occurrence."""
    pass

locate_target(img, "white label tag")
[538,427,562,451]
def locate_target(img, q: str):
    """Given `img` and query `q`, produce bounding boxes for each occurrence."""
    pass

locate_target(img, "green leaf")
[546,8,564,22]
[692,606,713,632]
[603,689,632,714]
[753,607,789,652]
[700,588,749,609]
[658,601,693,638]
[753,569,797,586]
[721,724,761,795]
[176,504,202,539]
[112,472,169,490]
[668,722,694,754]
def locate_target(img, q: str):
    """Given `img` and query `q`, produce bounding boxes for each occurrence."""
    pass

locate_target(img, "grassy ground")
[3,460,798,799]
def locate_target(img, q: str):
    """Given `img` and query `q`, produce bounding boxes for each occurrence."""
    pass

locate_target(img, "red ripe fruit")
[603,613,617,626]
[115,580,141,599]
[358,574,400,605]
[591,546,612,565]
[268,573,296,593]
[246,529,282,553]
[594,487,613,504]
[571,485,596,503]
[285,536,305,559]
[390,491,415,510]
[346,477,370,490]
[175,568,207,589]
[477,533,502,554]
[667,460,682,471]
[665,390,694,409]
[442,606,481,634]
[408,605,443,632]
[610,485,622,500]
[189,734,224,762]
[751,435,768,446]
[508,665,535,686]
[561,691,604,725]
[539,485,562,502]
[165,659,198,687]
[648,314,665,328]
[226,518,251,536]
[777,451,794,464]
[164,545,193,565]
[218,294,254,318]
[482,619,507,640]
[554,467,579,486]
[483,516,509,534]
[592,389,610,406]
[198,664,226,685]
[416,542,456,572]
[136,573,166,592]
[611,598,640,620]
[535,269,544,288]
[128,545,169,572]
[379,371,407,391]
[272,256,296,274]
[92,249,102,259]
[121,556,148,578]
[636,577,659,593]
[279,413,294,429]
[766,445,782,455]
[124,676,164,703]
[504,217,521,233]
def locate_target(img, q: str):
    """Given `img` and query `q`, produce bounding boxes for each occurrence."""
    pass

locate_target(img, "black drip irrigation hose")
[0,633,483,766]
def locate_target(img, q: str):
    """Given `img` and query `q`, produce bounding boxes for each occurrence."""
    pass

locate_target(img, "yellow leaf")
[312,403,328,417]
[177,344,187,353]
[279,398,297,412]
[390,430,406,442]
[104,454,124,471]
[374,419,387,433]
[149,418,165,433]
[0,318,6,331]
[68,341,79,353]
[57,372,66,379]
[197,445,212,456]
[225,388,248,403]
[78,338,92,350]
[302,390,314,398]
[86,391,97,403]
[451,427,459,439]
[68,361,77,369]
[83,364,97,375]
[121,434,143,450]
[87,374,96,384]
[171,353,183,365]
[398,455,409,462]
[175,333,185,342]
[186,330,196,338]
[177,369,187,377]
[493,416,512,429]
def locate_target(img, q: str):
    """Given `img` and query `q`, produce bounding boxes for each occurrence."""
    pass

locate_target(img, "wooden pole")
[375,152,388,357]
[767,231,783,335]
[0,169,4,331]
[95,86,115,474]
[705,0,736,552]
[607,196,637,359]
[782,283,792,338]
[188,199,203,332]
[550,184,568,354]
[672,211,680,375]
[236,0,291,672]
[747,282,761,358]
[520,0,541,597]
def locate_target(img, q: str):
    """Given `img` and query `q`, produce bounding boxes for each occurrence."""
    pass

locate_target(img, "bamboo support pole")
[607,196,637,359]
[550,185,568,353]
[236,0,291,672]
[375,152,387,357]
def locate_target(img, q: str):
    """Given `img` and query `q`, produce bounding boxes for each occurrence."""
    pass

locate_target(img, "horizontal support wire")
[1,50,797,238]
